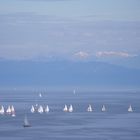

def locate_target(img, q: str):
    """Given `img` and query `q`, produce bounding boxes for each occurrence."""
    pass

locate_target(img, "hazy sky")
[1,0,140,20]
[0,0,140,68]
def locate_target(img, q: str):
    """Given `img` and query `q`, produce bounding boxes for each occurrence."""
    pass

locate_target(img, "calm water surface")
[0,89,140,140]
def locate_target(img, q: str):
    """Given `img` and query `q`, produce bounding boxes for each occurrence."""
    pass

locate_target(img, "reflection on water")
[0,90,140,140]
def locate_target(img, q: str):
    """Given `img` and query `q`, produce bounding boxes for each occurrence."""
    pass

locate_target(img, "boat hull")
[23,124,31,127]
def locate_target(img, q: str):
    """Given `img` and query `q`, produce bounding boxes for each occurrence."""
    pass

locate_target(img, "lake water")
[0,89,140,140]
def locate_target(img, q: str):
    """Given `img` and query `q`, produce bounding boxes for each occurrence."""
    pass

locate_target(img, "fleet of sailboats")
[30,104,50,113]
[0,103,136,117]
[0,102,137,128]
[0,105,16,116]
[63,104,74,112]
[28,103,137,114]
[0,92,137,128]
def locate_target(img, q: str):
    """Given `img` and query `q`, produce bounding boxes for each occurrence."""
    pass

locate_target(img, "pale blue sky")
[0,0,140,20]
[0,0,140,68]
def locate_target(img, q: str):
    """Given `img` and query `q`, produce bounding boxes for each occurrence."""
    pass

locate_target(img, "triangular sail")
[11,105,16,117]
[6,106,12,114]
[45,105,49,113]
[69,105,73,112]
[38,105,44,113]
[87,104,92,112]
[102,105,106,112]
[0,105,5,115]
[63,104,68,112]
[128,105,133,112]
[31,105,35,113]
[11,105,15,113]
[23,115,31,127]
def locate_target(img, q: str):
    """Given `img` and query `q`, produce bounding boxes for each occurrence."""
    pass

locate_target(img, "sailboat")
[63,104,68,112]
[45,105,49,113]
[39,93,42,98]
[101,105,106,112]
[0,105,5,115]
[69,104,73,112]
[23,115,31,127]
[87,104,92,112]
[11,105,16,117]
[38,105,44,114]
[73,89,76,95]
[31,105,35,113]
[6,105,12,114]
[128,104,133,112]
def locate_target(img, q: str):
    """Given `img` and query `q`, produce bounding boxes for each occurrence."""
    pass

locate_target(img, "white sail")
[73,90,76,95]
[87,104,92,112]
[11,105,16,117]
[11,105,15,113]
[23,115,31,127]
[69,105,73,112]
[63,104,68,112]
[45,105,49,113]
[39,93,42,98]
[128,105,133,112]
[0,105,5,115]
[101,105,106,112]
[38,105,44,113]
[31,105,35,113]
[6,106,12,114]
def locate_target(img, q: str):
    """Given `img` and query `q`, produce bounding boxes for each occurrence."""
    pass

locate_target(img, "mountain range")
[0,60,139,88]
